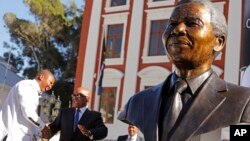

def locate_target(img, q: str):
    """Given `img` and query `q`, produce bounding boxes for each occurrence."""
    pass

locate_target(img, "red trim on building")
[74,0,94,90]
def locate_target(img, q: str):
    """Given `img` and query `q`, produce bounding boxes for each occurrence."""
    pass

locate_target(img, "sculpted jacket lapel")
[143,82,163,141]
[170,73,227,141]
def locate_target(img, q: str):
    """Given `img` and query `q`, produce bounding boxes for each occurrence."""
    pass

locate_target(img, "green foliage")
[2,42,24,73]
[2,0,84,108]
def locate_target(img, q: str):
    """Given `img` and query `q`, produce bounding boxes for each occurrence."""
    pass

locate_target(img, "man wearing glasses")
[41,87,108,141]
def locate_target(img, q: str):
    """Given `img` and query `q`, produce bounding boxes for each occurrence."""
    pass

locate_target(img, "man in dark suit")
[42,87,108,141]
[117,124,144,141]
[118,0,250,141]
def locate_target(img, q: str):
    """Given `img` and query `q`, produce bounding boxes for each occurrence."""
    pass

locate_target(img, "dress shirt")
[128,134,138,141]
[77,106,87,121]
[0,79,45,141]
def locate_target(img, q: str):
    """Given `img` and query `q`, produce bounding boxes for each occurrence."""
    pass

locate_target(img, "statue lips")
[168,39,192,52]
[170,38,191,46]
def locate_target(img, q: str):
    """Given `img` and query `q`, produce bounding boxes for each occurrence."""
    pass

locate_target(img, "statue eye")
[167,21,178,28]
[186,19,203,28]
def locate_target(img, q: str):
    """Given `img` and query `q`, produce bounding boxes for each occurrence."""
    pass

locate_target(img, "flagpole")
[96,28,105,78]
[95,27,106,95]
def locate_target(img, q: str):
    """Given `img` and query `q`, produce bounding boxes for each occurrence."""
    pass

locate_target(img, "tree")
[2,0,84,108]
[2,42,24,73]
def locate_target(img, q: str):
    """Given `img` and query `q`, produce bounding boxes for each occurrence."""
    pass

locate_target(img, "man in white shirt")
[117,124,144,141]
[0,69,55,141]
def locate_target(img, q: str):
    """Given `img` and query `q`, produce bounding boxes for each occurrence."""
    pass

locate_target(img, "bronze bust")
[118,0,250,141]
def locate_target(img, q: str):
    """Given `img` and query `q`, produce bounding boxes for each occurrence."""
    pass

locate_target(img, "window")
[105,0,130,12]
[148,20,168,56]
[99,87,117,123]
[106,24,124,58]
[111,0,127,6]
[142,8,171,63]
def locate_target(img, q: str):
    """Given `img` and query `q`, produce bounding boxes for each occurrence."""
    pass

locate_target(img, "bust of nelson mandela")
[118,0,250,141]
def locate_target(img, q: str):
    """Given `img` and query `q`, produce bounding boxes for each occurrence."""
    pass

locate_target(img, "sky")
[0,0,84,58]
[0,0,32,57]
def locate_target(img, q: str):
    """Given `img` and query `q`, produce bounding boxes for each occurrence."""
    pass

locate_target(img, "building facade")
[0,57,23,107]
[75,0,248,140]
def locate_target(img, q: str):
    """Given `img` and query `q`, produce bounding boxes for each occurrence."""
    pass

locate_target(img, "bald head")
[36,69,54,79]
[72,87,91,108]
[74,87,91,97]
[35,69,55,92]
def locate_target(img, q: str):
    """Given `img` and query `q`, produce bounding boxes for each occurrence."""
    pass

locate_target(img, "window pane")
[107,24,124,58]
[99,87,117,124]
[149,35,157,56]
[148,20,168,56]
[109,26,115,35]
[107,39,114,58]
[152,22,159,32]
[111,0,127,6]
[115,38,122,57]
[117,25,124,33]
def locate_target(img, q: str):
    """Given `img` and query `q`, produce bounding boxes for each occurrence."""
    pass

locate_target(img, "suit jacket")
[118,72,250,141]
[49,108,108,141]
[117,135,144,141]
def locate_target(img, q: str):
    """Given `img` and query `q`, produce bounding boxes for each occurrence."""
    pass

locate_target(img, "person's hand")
[41,126,53,139]
[77,124,92,137]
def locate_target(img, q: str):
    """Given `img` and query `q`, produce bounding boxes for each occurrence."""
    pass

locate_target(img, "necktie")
[128,137,132,141]
[181,89,191,104]
[175,79,188,105]
[73,109,80,132]
[161,78,187,140]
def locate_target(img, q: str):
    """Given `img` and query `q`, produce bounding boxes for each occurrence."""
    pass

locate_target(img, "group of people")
[0,69,140,141]
[0,69,109,141]
[1,0,250,141]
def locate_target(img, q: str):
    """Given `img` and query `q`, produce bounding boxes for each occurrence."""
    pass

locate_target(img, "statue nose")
[171,22,187,36]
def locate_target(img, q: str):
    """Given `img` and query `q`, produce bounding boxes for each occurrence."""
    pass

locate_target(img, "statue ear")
[213,35,226,52]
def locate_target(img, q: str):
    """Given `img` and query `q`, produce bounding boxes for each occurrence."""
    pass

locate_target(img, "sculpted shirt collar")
[172,69,213,95]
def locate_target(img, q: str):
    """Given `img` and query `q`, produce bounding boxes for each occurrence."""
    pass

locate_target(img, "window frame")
[106,24,124,58]
[148,19,168,56]
[99,87,117,124]
[94,68,123,125]
[103,12,129,65]
[105,0,130,13]
[142,8,173,63]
